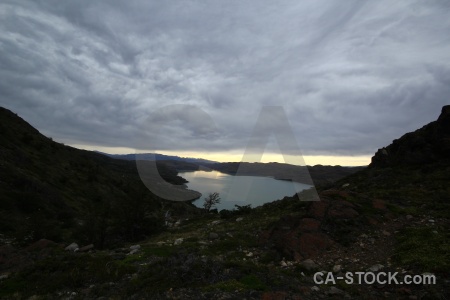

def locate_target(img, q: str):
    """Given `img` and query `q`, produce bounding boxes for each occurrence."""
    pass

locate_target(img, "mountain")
[0,106,448,299]
[102,152,217,165]
[0,107,199,248]
[207,162,364,187]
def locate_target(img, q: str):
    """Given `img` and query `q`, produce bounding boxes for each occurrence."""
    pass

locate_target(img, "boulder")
[65,243,79,252]
[26,239,59,252]
[208,232,219,240]
[79,244,94,252]
[299,259,318,271]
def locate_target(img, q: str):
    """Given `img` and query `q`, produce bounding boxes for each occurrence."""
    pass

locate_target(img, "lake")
[179,170,312,211]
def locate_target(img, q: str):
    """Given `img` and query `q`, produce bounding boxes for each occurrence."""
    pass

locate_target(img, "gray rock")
[368,264,384,272]
[211,220,221,225]
[332,264,342,273]
[65,242,79,251]
[129,245,141,251]
[299,259,318,271]
[129,249,139,255]
[236,217,244,222]
[208,232,219,240]
[0,274,9,280]
[111,253,126,260]
[406,215,413,220]
[311,286,320,292]
[329,287,344,295]
[174,238,184,245]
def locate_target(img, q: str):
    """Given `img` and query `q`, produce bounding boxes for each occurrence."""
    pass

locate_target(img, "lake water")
[179,170,311,211]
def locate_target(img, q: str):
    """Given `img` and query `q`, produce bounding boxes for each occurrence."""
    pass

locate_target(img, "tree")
[203,192,221,212]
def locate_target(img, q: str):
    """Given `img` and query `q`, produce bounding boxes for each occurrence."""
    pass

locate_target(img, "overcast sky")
[1,1,449,165]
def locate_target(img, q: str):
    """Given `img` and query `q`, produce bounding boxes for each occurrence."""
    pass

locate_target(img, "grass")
[393,226,450,273]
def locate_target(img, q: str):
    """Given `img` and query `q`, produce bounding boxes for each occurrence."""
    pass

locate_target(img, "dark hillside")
[0,107,198,248]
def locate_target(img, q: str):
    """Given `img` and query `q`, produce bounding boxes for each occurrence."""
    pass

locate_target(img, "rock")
[299,218,321,231]
[226,233,233,238]
[129,249,140,255]
[211,220,221,225]
[311,286,320,292]
[368,264,384,272]
[382,230,391,236]
[332,265,342,273]
[328,287,344,295]
[129,245,141,251]
[428,219,435,223]
[26,239,59,252]
[246,252,253,257]
[236,217,244,222]
[79,244,94,252]
[208,232,219,240]
[372,199,386,210]
[406,215,413,220]
[341,183,350,188]
[280,260,288,267]
[65,243,79,252]
[299,259,318,271]
[174,238,183,245]
[0,274,9,280]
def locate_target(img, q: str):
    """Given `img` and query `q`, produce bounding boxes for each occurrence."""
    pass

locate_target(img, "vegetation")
[203,192,221,212]
[0,106,449,299]
[0,107,198,248]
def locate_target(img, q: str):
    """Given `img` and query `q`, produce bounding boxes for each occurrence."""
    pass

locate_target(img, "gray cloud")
[0,0,449,158]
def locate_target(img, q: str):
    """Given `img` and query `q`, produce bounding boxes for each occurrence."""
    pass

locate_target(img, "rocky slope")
[0,106,449,299]
[0,107,199,248]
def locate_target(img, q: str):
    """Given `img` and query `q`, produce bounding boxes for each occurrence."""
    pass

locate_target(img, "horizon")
[1,1,448,165]
[69,143,371,166]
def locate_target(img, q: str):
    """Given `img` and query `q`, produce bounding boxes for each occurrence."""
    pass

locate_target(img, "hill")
[0,106,448,299]
[0,107,199,248]
[102,152,217,165]
[207,162,364,187]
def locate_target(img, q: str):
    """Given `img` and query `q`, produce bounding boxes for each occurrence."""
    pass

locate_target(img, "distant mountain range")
[98,152,217,165]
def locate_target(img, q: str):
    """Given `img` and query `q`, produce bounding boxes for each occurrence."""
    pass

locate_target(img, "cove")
[179,170,311,211]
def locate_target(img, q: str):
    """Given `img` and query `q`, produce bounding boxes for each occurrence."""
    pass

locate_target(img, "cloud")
[0,0,449,158]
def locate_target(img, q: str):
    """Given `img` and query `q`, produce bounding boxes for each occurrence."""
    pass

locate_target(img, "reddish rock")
[307,200,329,219]
[79,244,94,252]
[328,206,359,219]
[298,218,321,231]
[261,291,289,300]
[25,239,59,252]
[320,190,349,199]
[372,199,387,210]
[296,232,333,260]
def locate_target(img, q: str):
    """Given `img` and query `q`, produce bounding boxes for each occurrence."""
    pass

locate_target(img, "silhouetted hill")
[0,107,199,248]
[103,152,217,165]
[335,105,450,216]
[371,105,450,167]
[0,106,448,299]
[207,162,364,187]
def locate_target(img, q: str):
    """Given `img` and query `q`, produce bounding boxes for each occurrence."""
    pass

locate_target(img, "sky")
[1,0,449,166]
